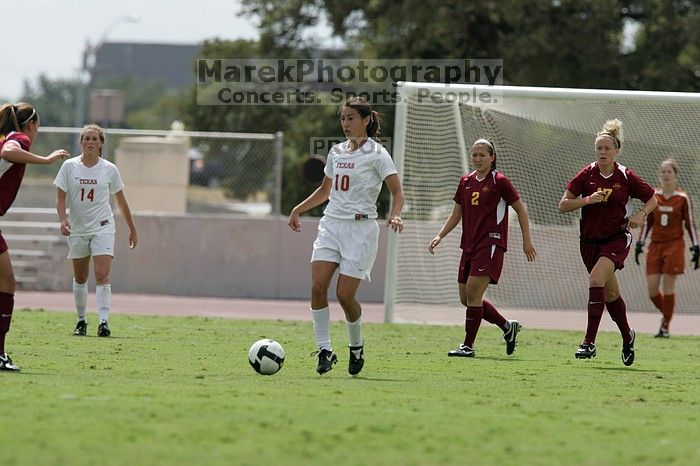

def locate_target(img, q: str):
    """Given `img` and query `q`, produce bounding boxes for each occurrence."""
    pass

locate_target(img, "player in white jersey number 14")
[54,124,137,339]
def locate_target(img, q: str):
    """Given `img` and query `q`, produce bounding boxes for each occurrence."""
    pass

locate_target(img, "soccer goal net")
[385,83,700,323]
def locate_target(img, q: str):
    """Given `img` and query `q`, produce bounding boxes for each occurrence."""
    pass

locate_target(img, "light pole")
[74,14,141,129]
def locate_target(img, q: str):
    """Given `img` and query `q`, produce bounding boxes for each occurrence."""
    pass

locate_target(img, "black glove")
[634,241,644,265]
[691,245,699,270]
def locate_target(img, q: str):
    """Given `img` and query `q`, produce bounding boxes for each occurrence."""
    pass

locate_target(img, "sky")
[0,0,261,101]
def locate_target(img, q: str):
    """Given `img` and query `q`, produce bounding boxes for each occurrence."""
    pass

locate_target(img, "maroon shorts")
[579,232,632,273]
[0,231,7,255]
[458,245,505,284]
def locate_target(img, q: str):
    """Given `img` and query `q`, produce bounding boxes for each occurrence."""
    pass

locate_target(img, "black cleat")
[348,345,364,375]
[503,320,521,355]
[316,349,337,374]
[622,329,636,366]
[74,320,87,336]
[97,321,111,337]
[0,353,21,372]
[448,344,475,357]
[575,343,596,359]
[654,328,670,338]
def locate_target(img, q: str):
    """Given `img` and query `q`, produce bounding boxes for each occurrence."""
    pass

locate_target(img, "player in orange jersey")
[635,158,699,337]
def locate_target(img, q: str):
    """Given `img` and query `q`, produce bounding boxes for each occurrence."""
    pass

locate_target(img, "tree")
[20,75,80,126]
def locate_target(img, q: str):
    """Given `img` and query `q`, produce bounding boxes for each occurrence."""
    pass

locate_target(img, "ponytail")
[0,102,38,135]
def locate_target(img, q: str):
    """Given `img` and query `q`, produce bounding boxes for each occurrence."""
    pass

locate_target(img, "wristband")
[583,196,590,205]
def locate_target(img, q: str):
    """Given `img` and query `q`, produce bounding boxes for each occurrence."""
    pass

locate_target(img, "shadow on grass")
[591,366,657,373]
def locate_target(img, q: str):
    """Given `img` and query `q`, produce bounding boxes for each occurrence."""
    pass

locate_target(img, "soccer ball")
[248,339,285,375]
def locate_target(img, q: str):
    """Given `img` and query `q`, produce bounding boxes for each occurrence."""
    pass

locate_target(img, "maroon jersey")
[454,169,520,253]
[566,162,655,241]
[0,132,31,216]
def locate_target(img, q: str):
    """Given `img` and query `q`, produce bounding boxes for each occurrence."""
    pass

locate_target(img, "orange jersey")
[639,188,698,245]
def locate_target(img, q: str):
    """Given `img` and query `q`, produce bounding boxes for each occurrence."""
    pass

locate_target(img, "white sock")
[311,307,331,351]
[73,279,87,321]
[96,284,111,323]
[346,316,363,347]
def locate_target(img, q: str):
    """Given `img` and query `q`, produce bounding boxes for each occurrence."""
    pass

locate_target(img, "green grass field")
[3,309,699,466]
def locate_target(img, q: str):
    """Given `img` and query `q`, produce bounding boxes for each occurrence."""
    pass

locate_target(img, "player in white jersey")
[54,125,137,338]
[288,96,404,376]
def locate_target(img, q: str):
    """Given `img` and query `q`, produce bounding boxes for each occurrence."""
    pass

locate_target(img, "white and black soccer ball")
[248,339,285,375]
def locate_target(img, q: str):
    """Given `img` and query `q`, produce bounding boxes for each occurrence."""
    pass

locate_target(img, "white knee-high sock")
[73,279,87,321]
[311,307,331,351]
[346,316,363,347]
[96,284,111,323]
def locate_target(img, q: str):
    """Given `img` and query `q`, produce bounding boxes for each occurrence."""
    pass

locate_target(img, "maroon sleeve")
[6,132,31,151]
[566,166,588,197]
[626,168,655,203]
[498,173,520,205]
[453,175,466,205]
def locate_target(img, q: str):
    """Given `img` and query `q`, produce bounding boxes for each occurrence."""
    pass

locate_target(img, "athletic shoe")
[97,321,111,337]
[448,344,475,357]
[622,329,636,366]
[575,343,596,359]
[0,353,20,372]
[348,345,364,375]
[316,349,337,374]
[503,320,521,355]
[654,328,670,338]
[74,320,87,336]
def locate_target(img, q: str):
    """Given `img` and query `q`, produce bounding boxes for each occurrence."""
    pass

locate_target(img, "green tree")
[20,75,80,126]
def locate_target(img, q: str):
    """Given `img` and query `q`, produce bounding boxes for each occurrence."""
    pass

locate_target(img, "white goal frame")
[384,82,700,323]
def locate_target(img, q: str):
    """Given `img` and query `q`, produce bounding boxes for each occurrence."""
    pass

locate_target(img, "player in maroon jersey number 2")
[429,138,537,358]
[559,119,657,366]
[0,103,69,372]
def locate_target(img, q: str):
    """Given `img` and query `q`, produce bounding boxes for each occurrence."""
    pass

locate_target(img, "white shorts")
[67,233,115,259]
[311,216,379,281]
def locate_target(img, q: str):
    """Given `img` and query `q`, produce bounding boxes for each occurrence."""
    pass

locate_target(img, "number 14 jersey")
[54,157,125,235]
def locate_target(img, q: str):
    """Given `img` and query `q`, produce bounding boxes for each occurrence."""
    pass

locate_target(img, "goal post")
[385,82,700,323]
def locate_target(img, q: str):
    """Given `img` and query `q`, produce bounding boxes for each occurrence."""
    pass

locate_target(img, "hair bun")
[602,119,623,142]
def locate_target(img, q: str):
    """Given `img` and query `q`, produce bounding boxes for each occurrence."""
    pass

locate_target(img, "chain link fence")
[20,127,284,216]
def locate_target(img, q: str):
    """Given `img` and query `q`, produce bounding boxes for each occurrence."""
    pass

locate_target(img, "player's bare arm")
[511,199,537,261]
[0,145,68,164]
[384,174,404,233]
[429,204,461,254]
[628,196,658,229]
[56,188,71,236]
[558,189,605,213]
[115,190,138,249]
[288,176,332,232]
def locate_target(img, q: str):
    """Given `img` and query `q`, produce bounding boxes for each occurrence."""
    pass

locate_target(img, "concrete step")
[0,220,58,229]
[1,207,60,222]
[11,260,39,269]
[11,249,51,258]
[2,233,64,243]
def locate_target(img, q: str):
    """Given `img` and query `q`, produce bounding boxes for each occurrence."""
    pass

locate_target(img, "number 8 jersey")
[322,139,397,220]
[53,157,125,235]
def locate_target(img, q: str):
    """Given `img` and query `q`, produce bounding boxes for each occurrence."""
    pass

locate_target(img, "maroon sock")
[463,306,483,348]
[584,287,605,345]
[0,292,14,354]
[482,299,508,332]
[606,295,632,344]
